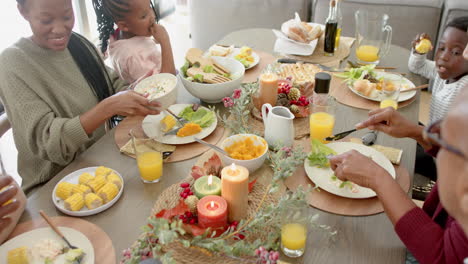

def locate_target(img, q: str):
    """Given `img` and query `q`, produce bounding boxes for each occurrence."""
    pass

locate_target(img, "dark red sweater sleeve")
[395,207,468,264]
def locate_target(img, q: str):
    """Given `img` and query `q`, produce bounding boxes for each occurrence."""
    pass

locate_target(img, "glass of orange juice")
[310,95,335,143]
[379,75,402,110]
[281,200,308,258]
[137,151,163,183]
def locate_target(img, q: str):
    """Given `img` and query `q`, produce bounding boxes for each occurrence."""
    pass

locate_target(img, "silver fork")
[166,109,188,126]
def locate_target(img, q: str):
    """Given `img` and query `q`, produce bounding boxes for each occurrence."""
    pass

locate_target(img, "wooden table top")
[19,28,422,264]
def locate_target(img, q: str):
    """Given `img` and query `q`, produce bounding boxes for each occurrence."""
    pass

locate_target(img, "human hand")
[150,23,170,45]
[0,176,21,229]
[355,107,421,138]
[105,91,161,117]
[329,150,390,190]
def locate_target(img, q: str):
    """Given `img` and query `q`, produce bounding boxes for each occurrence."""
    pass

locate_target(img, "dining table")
[17,28,424,264]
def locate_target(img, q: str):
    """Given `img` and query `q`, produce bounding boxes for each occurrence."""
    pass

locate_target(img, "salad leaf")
[179,106,215,128]
[339,181,353,189]
[203,65,214,73]
[334,64,377,84]
[237,58,251,68]
[308,139,337,168]
[180,60,190,77]
[193,74,204,83]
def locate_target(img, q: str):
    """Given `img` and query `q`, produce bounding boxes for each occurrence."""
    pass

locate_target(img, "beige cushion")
[189,0,311,50]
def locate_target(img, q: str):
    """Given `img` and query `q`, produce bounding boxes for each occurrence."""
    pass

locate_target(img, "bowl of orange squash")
[220,134,268,173]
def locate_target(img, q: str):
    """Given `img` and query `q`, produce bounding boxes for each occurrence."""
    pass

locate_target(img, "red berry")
[185,211,193,217]
[188,191,194,195]
[189,219,196,224]
[232,221,238,226]
[182,193,188,199]
[179,192,185,197]
[179,215,184,219]
[183,188,191,194]
[180,183,190,188]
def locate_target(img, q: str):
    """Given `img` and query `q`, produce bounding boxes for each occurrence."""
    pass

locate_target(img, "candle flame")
[208,175,213,185]
[210,201,215,208]
[230,163,237,171]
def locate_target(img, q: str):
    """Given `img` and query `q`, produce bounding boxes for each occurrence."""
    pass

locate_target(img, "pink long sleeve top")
[108,35,162,84]
[395,184,468,263]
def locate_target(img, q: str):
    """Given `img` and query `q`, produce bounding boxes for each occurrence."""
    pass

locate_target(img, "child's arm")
[408,51,437,80]
[151,24,176,75]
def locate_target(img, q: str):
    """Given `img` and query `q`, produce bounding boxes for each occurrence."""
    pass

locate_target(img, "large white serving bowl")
[219,134,268,173]
[179,57,245,103]
[134,73,178,109]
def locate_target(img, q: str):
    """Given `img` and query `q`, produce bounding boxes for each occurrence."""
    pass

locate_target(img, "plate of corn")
[52,166,124,217]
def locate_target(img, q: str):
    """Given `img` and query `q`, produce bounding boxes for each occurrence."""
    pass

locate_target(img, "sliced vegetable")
[178,106,215,128]
[308,139,337,168]
[181,60,190,77]
[334,64,377,85]
[203,65,214,73]
[193,74,204,83]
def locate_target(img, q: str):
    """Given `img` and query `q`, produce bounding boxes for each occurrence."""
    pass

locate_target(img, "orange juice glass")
[310,112,335,143]
[379,75,402,110]
[137,151,163,183]
[281,200,308,258]
[356,45,380,63]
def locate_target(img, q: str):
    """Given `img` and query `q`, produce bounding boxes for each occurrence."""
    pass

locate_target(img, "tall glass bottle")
[334,0,342,51]
[324,0,338,56]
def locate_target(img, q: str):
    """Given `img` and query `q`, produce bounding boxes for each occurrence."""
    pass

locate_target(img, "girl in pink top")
[92,0,176,84]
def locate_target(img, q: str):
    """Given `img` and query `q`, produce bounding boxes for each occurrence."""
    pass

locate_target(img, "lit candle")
[254,73,278,111]
[194,175,222,199]
[221,163,249,222]
[197,195,228,228]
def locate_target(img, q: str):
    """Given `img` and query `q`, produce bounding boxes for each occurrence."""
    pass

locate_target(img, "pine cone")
[277,93,288,100]
[184,195,199,213]
[277,98,291,107]
[290,104,300,114]
[287,88,301,101]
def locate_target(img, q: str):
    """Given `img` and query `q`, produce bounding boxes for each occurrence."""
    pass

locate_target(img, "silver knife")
[277,58,343,72]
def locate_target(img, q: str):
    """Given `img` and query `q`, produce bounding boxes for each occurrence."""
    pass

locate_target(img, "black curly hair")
[17,0,113,102]
[446,16,468,33]
[93,0,159,53]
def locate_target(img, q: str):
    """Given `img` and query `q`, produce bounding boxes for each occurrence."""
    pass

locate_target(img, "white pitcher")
[261,103,295,148]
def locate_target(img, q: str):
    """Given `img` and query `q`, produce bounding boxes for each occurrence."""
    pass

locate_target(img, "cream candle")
[194,175,222,199]
[221,163,249,222]
[197,195,228,228]
[254,73,278,111]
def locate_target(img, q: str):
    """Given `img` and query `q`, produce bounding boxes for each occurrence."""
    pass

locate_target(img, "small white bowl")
[179,57,245,103]
[220,134,268,173]
[134,73,178,109]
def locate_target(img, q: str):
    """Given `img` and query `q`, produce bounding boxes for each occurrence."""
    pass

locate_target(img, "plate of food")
[0,227,94,264]
[133,73,178,109]
[142,104,217,145]
[304,140,395,199]
[208,45,260,70]
[336,65,417,102]
[52,166,124,217]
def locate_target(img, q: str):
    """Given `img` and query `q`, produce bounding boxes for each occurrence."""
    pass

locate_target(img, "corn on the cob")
[86,175,106,193]
[78,172,94,185]
[95,166,113,177]
[64,193,84,211]
[85,193,103,209]
[73,184,92,196]
[7,246,30,264]
[98,182,119,203]
[106,173,122,190]
[55,182,76,200]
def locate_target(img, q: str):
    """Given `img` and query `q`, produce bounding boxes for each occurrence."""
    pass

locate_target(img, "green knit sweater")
[0,37,127,193]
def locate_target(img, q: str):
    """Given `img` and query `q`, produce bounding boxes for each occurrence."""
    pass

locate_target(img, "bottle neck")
[327,0,337,22]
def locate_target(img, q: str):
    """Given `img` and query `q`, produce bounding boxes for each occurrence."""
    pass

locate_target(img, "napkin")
[349,138,403,165]
[120,138,176,158]
[273,29,320,56]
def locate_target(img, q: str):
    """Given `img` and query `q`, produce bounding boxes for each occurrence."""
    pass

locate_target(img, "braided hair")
[17,0,113,102]
[93,0,159,54]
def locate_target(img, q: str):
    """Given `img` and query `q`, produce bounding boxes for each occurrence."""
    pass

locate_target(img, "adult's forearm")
[375,173,417,226]
[408,124,432,150]
[79,100,113,135]
[159,41,176,75]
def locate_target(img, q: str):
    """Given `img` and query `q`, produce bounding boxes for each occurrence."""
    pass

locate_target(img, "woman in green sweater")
[0,0,161,193]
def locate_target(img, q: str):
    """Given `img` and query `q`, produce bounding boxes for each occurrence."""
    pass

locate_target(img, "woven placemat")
[285,138,411,216]
[285,36,355,68]
[114,116,226,163]
[132,150,281,264]
[243,50,277,83]
[330,76,417,110]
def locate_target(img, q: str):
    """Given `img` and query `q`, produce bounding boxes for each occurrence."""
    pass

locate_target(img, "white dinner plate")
[228,48,260,70]
[142,104,217,145]
[304,142,396,199]
[52,167,124,217]
[0,227,94,264]
[348,72,417,102]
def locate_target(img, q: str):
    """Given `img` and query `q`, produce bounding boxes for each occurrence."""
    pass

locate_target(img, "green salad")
[178,106,215,128]
[334,64,378,84]
[307,139,337,168]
